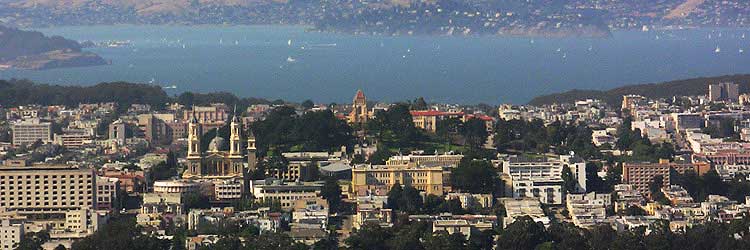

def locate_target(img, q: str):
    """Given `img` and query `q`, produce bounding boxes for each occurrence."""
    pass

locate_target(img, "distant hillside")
[527,74,750,106]
[0,79,276,110]
[0,79,171,108]
[0,25,81,60]
[0,25,106,69]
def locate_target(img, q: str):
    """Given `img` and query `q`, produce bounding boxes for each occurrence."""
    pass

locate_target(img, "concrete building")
[621,95,646,111]
[566,193,610,228]
[214,180,243,200]
[183,105,228,126]
[0,163,96,216]
[500,197,550,228]
[108,119,127,144]
[0,218,23,250]
[622,160,710,197]
[250,179,322,211]
[444,192,494,210]
[95,177,119,212]
[709,82,739,102]
[613,184,645,213]
[351,163,445,196]
[500,155,586,205]
[386,153,464,167]
[153,180,201,195]
[353,196,393,230]
[11,119,52,146]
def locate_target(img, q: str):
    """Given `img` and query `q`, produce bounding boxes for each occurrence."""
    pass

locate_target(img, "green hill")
[527,74,750,106]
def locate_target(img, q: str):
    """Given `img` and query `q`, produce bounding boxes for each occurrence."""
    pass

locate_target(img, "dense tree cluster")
[502,216,750,250]
[346,221,493,250]
[673,170,750,203]
[252,106,354,155]
[0,79,170,110]
[616,118,675,162]
[494,119,600,159]
[450,159,501,195]
[367,103,421,148]
[69,218,169,250]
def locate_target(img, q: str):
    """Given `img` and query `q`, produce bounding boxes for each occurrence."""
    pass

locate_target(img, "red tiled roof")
[410,110,464,117]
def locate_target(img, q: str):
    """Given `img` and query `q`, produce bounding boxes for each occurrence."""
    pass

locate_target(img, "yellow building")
[351,163,444,196]
[409,110,464,133]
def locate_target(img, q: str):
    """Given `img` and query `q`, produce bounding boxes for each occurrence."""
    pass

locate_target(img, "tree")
[423,231,466,250]
[321,177,342,213]
[410,97,428,110]
[368,147,393,165]
[345,223,393,250]
[462,118,489,149]
[15,231,49,250]
[70,217,169,250]
[184,192,211,210]
[399,185,424,214]
[53,245,67,250]
[649,175,669,204]
[451,160,499,194]
[561,165,577,194]
[387,184,404,211]
[301,99,314,110]
[367,103,419,148]
[497,216,548,250]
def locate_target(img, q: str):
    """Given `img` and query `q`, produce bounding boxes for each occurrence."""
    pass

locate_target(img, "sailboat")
[556,48,562,52]
[743,34,746,39]
[715,46,721,53]
[182,44,186,49]
[288,39,292,46]
[235,40,239,45]
[286,56,297,63]
[219,38,223,45]
[740,48,744,54]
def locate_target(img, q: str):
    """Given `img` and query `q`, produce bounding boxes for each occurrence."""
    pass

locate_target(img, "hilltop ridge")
[527,74,750,106]
[0,25,107,70]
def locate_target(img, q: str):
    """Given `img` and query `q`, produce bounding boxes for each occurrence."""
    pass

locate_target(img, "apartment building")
[622,160,710,196]
[11,119,52,146]
[250,179,322,211]
[0,162,96,215]
[351,163,445,196]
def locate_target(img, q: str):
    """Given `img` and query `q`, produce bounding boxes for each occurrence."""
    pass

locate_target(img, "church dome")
[208,135,226,152]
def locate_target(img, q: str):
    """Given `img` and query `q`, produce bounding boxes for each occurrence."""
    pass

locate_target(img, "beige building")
[0,163,96,216]
[351,163,444,196]
[386,153,463,167]
[153,180,201,195]
[11,119,52,146]
[0,218,23,250]
[250,179,323,211]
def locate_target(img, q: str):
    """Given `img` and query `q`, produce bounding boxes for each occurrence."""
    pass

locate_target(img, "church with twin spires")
[182,108,257,181]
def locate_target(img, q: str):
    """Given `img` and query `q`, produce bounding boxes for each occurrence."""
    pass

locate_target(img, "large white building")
[11,119,52,146]
[500,155,586,205]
